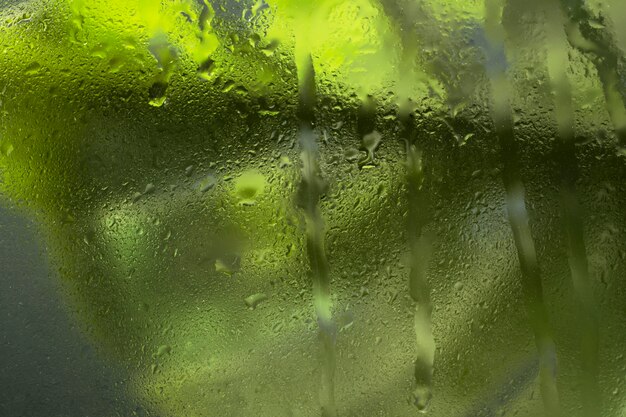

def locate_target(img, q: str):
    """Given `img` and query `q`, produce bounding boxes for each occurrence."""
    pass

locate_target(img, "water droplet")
[156,345,171,357]
[0,143,14,157]
[107,57,124,73]
[197,175,216,192]
[234,171,265,205]
[460,133,474,146]
[24,62,41,75]
[588,19,604,29]
[148,82,168,107]
[197,58,215,81]
[362,130,382,154]
[260,39,280,56]
[279,155,291,168]
[359,131,382,167]
[412,385,432,413]
[144,183,156,194]
[215,255,240,275]
[244,293,268,309]
[345,148,362,162]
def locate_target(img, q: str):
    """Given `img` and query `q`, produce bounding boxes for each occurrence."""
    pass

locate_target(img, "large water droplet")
[244,293,268,309]
[234,171,265,205]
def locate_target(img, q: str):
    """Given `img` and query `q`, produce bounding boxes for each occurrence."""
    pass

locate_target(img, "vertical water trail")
[402,115,435,413]
[294,24,337,417]
[483,1,561,415]
[375,1,436,410]
[543,2,601,414]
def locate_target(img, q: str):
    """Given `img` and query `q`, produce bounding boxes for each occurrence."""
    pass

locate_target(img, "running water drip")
[377,1,437,410]
[483,1,561,415]
[543,1,601,415]
[403,124,435,413]
[294,43,337,416]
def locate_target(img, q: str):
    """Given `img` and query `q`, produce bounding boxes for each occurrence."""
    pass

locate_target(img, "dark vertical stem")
[484,1,561,415]
[401,112,435,412]
[376,0,437,408]
[544,2,601,414]
[295,45,336,416]
[561,0,626,152]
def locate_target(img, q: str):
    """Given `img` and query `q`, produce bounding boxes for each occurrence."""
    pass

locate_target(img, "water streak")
[405,137,435,413]
[295,39,336,415]
[377,0,437,409]
[544,2,601,415]
[483,1,561,415]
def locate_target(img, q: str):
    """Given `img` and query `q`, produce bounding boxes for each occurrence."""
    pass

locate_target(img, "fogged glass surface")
[0,0,625,416]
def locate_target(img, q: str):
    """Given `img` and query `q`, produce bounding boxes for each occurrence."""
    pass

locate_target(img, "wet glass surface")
[1,1,625,416]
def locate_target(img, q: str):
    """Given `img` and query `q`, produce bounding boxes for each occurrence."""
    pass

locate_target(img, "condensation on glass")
[0,0,625,416]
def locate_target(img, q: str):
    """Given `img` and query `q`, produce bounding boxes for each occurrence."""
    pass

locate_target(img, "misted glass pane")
[1,1,625,416]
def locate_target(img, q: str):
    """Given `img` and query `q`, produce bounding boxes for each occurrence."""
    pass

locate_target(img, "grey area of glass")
[0,205,149,417]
